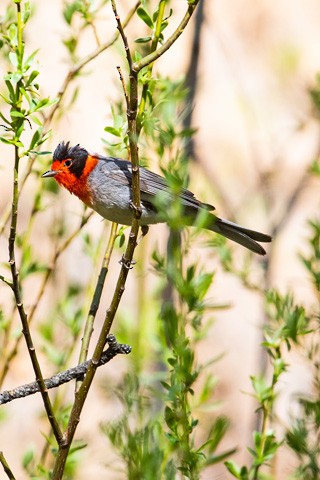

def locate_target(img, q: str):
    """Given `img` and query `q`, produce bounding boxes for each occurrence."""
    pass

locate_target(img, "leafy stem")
[0,451,16,480]
[51,2,201,476]
[136,0,166,136]
[133,2,200,73]
[76,221,119,392]
[6,2,63,445]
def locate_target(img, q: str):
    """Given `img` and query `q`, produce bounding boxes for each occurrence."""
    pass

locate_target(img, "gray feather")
[91,155,271,254]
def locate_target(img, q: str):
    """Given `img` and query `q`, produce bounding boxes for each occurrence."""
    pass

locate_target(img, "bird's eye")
[64,159,72,167]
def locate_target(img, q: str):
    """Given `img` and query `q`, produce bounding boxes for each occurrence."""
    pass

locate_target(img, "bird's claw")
[119,255,136,270]
[129,200,142,217]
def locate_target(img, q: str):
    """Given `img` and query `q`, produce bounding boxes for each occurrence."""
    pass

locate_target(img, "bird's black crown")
[53,141,89,178]
[53,141,88,162]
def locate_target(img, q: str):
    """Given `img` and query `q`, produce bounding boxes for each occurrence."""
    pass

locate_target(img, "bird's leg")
[128,200,149,245]
[119,255,136,270]
[129,199,142,218]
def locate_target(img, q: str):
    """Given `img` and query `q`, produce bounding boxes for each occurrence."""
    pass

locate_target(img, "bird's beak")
[42,170,60,178]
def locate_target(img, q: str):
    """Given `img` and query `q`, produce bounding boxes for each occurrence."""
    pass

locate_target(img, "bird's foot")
[119,255,136,270]
[129,200,142,219]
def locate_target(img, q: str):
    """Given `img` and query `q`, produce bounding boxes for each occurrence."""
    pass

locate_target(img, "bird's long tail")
[209,217,272,255]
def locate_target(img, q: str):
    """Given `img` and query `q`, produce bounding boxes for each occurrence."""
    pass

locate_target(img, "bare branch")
[0,1,141,238]
[0,452,16,480]
[0,211,93,388]
[133,2,200,73]
[76,222,119,392]
[0,275,13,289]
[111,0,133,70]
[0,335,130,405]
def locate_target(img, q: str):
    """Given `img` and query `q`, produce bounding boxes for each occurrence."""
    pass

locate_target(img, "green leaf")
[0,137,15,145]
[104,126,121,137]
[0,111,11,125]
[25,49,39,69]
[10,110,25,118]
[63,1,82,25]
[5,79,16,102]
[22,448,34,469]
[135,36,152,44]
[198,416,229,454]
[29,128,41,150]
[9,51,18,67]
[29,150,51,156]
[8,23,17,43]
[225,460,242,478]
[23,2,31,23]
[164,406,177,431]
[26,69,40,86]
[30,114,43,126]
[137,7,153,28]
[119,232,125,248]
[204,447,237,465]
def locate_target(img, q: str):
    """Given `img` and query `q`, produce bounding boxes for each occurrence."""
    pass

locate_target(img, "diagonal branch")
[132,1,200,73]
[0,1,141,239]
[0,335,131,405]
[45,0,140,126]
[0,452,16,480]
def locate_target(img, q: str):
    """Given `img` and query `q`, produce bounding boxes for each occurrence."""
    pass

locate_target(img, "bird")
[42,141,272,255]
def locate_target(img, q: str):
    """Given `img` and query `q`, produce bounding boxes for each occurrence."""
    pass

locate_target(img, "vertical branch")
[183,0,205,159]
[7,1,64,447]
[111,0,141,215]
[9,153,64,446]
[0,452,16,480]
[136,0,166,136]
[76,222,118,392]
[51,2,201,476]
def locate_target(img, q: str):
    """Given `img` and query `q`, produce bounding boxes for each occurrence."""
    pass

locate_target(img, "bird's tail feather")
[210,217,272,255]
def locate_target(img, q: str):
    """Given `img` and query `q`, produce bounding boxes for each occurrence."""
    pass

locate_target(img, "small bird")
[42,141,272,255]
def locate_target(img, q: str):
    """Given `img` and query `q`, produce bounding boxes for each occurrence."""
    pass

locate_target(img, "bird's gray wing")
[103,156,215,211]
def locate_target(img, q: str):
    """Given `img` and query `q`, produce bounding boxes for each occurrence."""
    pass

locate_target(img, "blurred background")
[1,0,320,478]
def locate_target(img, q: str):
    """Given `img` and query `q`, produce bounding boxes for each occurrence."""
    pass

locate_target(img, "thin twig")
[111,0,133,69]
[0,452,16,480]
[0,335,131,405]
[136,0,166,136]
[116,65,129,110]
[0,275,13,289]
[76,222,118,392]
[45,1,140,126]
[51,2,201,475]
[6,3,65,442]
[0,211,93,388]
[52,227,140,478]
[9,142,64,444]
[133,2,200,73]
[0,1,141,239]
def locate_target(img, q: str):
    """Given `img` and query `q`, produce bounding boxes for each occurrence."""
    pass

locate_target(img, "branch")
[45,1,140,126]
[0,1,141,239]
[7,9,64,439]
[76,222,118,392]
[52,2,201,475]
[0,452,16,480]
[0,335,130,405]
[9,145,64,443]
[0,211,93,388]
[132,1,200,73]
[0,275,13,289]
[111,0,133,70]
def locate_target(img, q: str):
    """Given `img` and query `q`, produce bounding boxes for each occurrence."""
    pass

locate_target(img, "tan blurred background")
[1,0,320,478]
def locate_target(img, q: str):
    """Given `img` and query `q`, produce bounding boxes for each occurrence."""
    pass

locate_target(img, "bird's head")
[42,141,89,186]
[42,141,98,204]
